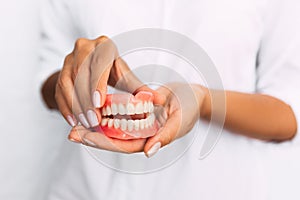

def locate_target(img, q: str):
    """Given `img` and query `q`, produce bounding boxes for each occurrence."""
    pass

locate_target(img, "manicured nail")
[83,138,96,147]
[67,115,76,127]
[93,91,101,108]
[78,113,90,128]
[87,110,99,127]
[146,142,161,158]
[69,138,80,143]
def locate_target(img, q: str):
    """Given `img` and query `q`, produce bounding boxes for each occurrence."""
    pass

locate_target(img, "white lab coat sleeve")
[36,0,80,103]
[256,0,300,143]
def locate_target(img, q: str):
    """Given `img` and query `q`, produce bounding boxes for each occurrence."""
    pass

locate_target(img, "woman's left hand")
[143,83,207,157]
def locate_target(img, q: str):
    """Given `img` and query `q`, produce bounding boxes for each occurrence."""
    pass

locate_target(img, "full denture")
[94,91,159,140]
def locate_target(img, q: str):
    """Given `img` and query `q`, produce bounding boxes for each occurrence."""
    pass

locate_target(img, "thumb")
[144,113,180,158]
[112,58,167,105]
[135,85,166,105]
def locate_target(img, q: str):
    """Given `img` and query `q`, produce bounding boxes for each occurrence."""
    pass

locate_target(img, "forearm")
[200,87,297,141]
[41,71,60,110]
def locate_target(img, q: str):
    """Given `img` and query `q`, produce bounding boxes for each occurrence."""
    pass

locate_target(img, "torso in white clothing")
[41,0,300,200]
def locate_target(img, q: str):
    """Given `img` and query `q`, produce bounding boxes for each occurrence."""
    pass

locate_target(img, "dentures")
[94,91,159,140]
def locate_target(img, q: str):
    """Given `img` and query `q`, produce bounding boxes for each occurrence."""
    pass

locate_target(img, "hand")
[69,83,207,157]
[143,83,207,157]
[55,36,164,129]
[68,125,148,153]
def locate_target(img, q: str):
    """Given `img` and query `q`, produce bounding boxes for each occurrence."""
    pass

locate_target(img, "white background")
[0,0,68,199]
[1,1,300,200]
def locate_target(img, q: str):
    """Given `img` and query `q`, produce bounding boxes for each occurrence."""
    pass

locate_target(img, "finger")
[111,58,167,105]
[58,56,88,127]
[55,85,77,127]
[68,126,146,153]
[72,38,95,79]
[72,39,103,128]
[135,85,167,105]
[56,54,81,127]
[90,36,117,108]
[144,112,180,158]
[74,53,101,128]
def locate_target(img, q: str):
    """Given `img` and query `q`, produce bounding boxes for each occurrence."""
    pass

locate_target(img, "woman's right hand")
[55,36,165,129]
[55,36,119,128]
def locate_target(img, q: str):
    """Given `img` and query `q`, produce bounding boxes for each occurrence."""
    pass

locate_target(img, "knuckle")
[96,35,109,43]
[64,53,73,63]
[57,75,71,90]
[74,38,89,49]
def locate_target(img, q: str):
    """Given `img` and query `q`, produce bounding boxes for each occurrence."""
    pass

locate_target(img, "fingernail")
[87,110,99,127]
[69,138,80,143]
[93,91,101,108]
[83,138,96,147]
[146,142,161,158]
[67,115,76,127]
[78,113,90,128]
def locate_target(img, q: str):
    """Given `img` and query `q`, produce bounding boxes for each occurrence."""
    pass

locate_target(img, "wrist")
[196,85,211,120]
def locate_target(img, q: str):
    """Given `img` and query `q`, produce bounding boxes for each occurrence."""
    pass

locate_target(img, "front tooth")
[108,119,114,128]
[150,113,155,125]
[118,104,126,115]
[126,103,135,115]
[140,119,145,130]
[102,108,107,116]
[114,119,120,129]
[134,120,139,131]
[120,119,127,131]
[127,120,134,131]
[135,102,144,114]
[149,102,154,113]
[106,106,112,115]
[101,118,108,126]
[145,118,149,128]
[111,103,118,115]
[143,102,149,113]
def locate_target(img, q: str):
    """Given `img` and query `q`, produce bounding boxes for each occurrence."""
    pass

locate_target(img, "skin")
[42,36,297,157]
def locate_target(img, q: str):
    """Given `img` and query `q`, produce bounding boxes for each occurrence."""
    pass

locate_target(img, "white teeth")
[145,118,149,128]
[108,119,114,128]
[120,119,127,131]
[101,101,154,116]
[100,101,157,132]
[149,102,154,113]
[135,102,144,114]
[113,119,120,129]
[100,115,156,131]
[149,113,155,125]
[127,120,134,131]
[106,106,112,115]
[140,119,145,130]
[134,120,139,131]
[143,102,149,113]
[101,118,108,126]
[126,103,135,115]
[118,104,126,115]
[111,103,118,115]
[102,108,107,116]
